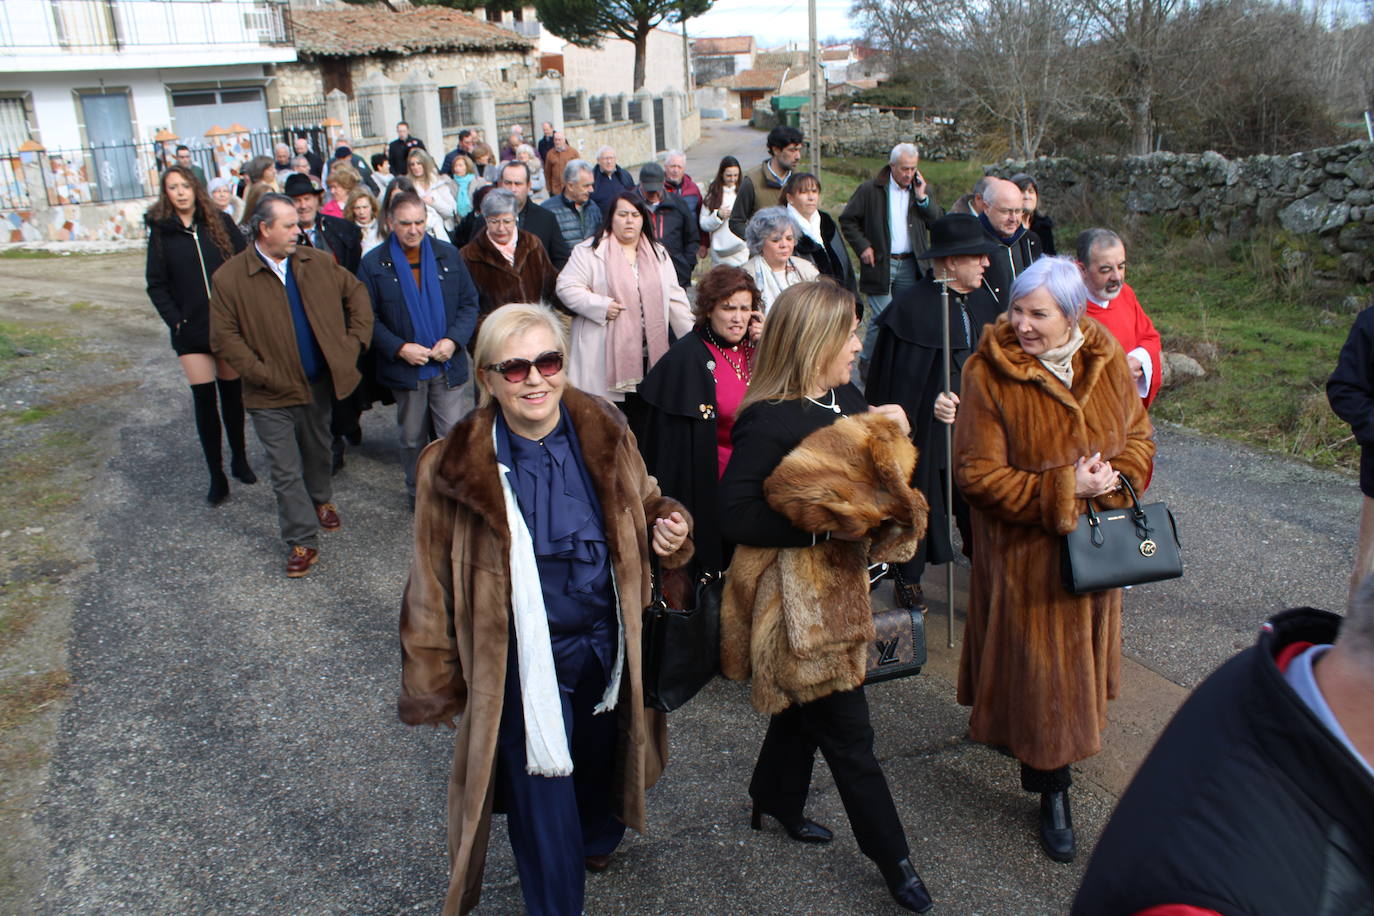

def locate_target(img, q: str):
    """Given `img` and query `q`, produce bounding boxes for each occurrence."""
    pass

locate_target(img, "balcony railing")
[0,0,293,54]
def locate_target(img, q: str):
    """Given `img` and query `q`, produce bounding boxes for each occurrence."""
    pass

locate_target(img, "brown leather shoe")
[286,545,319,578]
[315,502,341,532]
[584,854,612,873]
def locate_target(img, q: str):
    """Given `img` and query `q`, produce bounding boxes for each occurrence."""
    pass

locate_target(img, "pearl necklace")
[805,388,841,413]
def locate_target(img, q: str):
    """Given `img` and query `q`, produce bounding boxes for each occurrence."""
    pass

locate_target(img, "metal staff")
[934,274,956,648]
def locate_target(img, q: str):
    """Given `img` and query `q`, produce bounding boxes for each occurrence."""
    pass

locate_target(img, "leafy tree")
[534,0,713,90]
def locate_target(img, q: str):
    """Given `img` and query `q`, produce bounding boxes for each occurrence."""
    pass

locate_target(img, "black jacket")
[304,213,363,275]
[388,136,426,177]
[646,194,698,288]
[792,210,855,297]
[358,236,479,391]
[591,165,636,216]
[865,275,1000,567]
[838,165,942,295]
[1328,306,1374,496]
[145,210,247,354]
[1073,607,1374,916]
[635,330,730,573]
[980,221,1043,308]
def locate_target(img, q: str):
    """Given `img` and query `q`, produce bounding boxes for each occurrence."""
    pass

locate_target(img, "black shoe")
[750,803,833,843]
[892,569,927,612]
[331,436,345,475]
[344,425,363,446]
[880,858,934,913]
[206,471,230,506]
[230,455,257,485]
[1038,790,1076,863]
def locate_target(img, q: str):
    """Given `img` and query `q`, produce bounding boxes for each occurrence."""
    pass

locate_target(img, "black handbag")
[865,605,927,683]
[1061,476,1182,594]
[642,557,723,712]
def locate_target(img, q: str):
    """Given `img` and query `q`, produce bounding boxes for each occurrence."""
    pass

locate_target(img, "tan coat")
[720,414,928,713]
[953,317,1155,771]
[398,386,693,916]
[209,245,373,409]
[543,144,580,196]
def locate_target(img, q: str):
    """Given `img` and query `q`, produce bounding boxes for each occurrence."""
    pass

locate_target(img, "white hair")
[889,142,920,165]
[596,145,616,160]
[663,149,686,165]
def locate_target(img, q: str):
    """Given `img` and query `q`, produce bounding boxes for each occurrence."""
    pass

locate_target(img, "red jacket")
[1085,283,1162,408]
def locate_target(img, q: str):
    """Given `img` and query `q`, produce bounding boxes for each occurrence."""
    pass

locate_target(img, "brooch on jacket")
[699,403,716,419]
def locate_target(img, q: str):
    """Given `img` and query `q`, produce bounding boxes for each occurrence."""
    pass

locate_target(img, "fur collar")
[463,229,540,273]
[978,316,1119,412]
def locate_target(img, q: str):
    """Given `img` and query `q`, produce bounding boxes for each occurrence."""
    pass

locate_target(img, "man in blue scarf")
[979,177,1044,308]
[358,192,479,507]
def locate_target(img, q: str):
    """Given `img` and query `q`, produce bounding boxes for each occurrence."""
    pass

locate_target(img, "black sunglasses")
[484,350,564,383]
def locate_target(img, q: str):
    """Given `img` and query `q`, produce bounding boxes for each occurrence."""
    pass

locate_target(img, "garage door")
[172,87,269,145]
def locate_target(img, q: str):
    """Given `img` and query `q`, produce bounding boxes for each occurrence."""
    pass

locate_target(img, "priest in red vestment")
[1077,228,1162,407]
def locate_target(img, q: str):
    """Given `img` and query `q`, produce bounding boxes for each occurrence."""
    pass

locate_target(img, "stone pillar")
[614,94,629,122]
[463,80,498,146]
[530,77,563,134]
[574,89,590,121]
[19,142,50,212]
[634,88,656,149]
[355,72,401,142]
[401,69,444,156]
[325,89,352,140]
[661,88,684,152]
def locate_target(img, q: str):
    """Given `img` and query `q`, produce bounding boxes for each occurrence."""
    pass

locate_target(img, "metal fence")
[495,100,533,139]
[562,94,581,122]
[440,93,476,132]
[0,142,157,207]
[628,99,644,124]
[0,0,292,54]
[653,97,666,151]
[280,101,328,128]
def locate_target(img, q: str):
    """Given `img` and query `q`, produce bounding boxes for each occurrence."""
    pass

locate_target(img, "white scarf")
[787,203,824,245]
[492,426,624,777]
[1035,324,1086,389]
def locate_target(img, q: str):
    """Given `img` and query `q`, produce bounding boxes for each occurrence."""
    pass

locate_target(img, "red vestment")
[1085,283,1162,407]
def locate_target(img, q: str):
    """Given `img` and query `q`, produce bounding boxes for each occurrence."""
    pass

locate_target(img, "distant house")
[703,67,810,120]
[691,36,756,86]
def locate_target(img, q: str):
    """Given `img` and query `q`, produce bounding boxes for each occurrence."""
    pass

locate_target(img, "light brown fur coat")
[720,413,929,713]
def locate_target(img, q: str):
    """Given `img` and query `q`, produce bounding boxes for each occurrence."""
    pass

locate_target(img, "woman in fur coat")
[718,280,935,913]
[953,256,1155,864]
[398,303,693,916]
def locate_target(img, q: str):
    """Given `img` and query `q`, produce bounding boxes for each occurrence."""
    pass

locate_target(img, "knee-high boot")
[192,382,229,505]
[216,377,256,484]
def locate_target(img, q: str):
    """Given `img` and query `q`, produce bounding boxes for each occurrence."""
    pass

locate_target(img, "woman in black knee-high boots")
[145,165,255,504]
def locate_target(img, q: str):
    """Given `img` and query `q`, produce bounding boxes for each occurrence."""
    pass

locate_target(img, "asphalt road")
[4,221,1358,915]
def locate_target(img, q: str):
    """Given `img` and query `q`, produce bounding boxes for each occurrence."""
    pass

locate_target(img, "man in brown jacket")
[210,193,374,577]
[542,130,579,197]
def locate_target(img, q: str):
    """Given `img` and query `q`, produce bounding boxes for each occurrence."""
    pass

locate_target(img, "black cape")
[864,273,1000,566]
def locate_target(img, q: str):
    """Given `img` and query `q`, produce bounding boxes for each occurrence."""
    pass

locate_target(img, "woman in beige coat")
[398,303,693,915]
[555,190,694,423]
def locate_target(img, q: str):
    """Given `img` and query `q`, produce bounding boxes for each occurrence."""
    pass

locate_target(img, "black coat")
[838,165,942,295]
[981,220,1043,308]
[792,210,855,297]
[635,330,730,573]
[647,195,698,288]
[1328,306,1374,496]
[1030,212,1056,257]
[388,136,426,177]
[305,213,363,275]
[591,165,636,216]
[1073,607,1374,916]
[865,274,1000,567]
[145,210,247,355]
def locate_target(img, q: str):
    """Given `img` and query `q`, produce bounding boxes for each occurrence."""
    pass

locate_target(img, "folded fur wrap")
[721,413,930,713]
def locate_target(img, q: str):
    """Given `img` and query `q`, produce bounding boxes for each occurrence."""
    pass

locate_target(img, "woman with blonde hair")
[718,279,934,912]
[399,301,692,916]
[344,186,383,254]
[449,152,487,221]
[407,147,457,237]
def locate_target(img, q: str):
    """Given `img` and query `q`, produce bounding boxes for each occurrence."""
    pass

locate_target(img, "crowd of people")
[144,120,1371,916]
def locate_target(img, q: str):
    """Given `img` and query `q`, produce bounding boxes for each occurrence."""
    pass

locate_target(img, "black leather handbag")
[1061,477,1182,595]
[865,605,927,683]
[642,557,723,712]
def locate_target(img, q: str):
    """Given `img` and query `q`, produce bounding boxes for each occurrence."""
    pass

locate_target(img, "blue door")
[79,92,141,201]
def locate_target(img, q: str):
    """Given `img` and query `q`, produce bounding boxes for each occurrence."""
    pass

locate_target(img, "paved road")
[5,235,1357,913]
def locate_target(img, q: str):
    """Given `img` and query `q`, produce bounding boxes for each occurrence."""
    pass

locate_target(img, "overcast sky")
[687,0,860,47]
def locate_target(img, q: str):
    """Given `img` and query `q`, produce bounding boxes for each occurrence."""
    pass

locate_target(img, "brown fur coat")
[953,317,1155,771]
[721,413,929,713]
[398,386,693,915]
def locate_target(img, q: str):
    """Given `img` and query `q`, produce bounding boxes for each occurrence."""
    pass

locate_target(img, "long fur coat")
[720,413,929,713]
[397,386,693,915]
[953,317,1155,771]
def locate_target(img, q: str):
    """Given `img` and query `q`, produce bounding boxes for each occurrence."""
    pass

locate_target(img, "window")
[0,97,30,150]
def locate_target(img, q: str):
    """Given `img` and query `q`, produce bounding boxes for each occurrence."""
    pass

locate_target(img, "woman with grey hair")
[516,143,547,202]
[460,187,557,336]
[952,255,1155,865]
[741,206,818,314]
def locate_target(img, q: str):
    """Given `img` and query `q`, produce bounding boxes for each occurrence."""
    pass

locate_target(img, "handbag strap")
[648,547,668,611]
[1083,475,1151,548]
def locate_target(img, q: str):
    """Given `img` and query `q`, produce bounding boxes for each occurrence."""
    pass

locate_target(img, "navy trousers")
[497,633,625,916]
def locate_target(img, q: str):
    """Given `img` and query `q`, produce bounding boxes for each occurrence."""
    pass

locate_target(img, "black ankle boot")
[331,435,346,474]
[749,803,833,843]
[880,858,933,913]
[1038,789,1076,863]
[206,471,230,506]
[230,454,257,484]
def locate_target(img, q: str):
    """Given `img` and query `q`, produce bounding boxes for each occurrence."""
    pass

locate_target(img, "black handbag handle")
[1082,476,1150,548]
[648,548,668,612]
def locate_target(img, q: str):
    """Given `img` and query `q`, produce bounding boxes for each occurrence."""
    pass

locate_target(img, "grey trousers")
[249,377,333,548]
[861,256,919,362]
[395,374,470,497]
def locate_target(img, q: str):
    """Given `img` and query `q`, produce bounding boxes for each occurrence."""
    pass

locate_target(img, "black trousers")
[749,686,910,866]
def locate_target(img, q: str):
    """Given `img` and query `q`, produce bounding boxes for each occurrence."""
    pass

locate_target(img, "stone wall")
[989,141,1374,280]
[3,199,153,243]
[817,108,972,161]
[562,120,655,170]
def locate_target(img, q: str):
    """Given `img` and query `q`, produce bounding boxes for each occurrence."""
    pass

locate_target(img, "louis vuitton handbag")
[642,556,723,712]
[865,604,927,683]
[1061,476,1182,595]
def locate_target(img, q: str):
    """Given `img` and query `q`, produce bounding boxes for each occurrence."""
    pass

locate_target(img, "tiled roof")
[821,48,849,61]
[691,36,754,55]
[707,68,783,91]
[291,6,533,56]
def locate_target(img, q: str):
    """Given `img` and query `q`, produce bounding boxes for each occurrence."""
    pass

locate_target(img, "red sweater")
[1085,283,1162,408]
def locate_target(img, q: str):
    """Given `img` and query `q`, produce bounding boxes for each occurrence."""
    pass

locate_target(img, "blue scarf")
[979,211,1028,247]
[389,233,447,378]
[454,174,475,218]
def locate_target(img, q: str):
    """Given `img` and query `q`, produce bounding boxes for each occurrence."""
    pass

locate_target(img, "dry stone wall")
[816,108,971,161]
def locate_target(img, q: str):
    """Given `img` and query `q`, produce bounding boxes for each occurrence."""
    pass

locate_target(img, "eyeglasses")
[484,350,564,383]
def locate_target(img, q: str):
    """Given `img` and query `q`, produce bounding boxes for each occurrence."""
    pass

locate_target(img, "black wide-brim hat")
[282,172,323,198]
[923,213,1002,259]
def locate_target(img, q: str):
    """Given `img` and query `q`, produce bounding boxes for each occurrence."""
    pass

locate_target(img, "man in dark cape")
[865,213,1002,610]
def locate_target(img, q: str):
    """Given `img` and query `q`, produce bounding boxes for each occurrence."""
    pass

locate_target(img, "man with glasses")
[978,176,1043,308]
[358,191,479,508]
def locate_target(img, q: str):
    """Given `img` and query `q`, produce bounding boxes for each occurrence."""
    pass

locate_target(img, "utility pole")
[807,0,820,176]
[680,2,693,111]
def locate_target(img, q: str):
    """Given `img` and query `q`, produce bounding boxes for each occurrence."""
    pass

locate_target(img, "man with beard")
[1077,228,1161,408]
[864,213,1002,611]
[728,124,804,240]
[979,177,1042,308]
